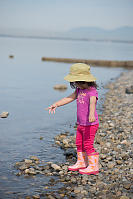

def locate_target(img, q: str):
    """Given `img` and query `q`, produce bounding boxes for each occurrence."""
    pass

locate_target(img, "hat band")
[70,72,91,76]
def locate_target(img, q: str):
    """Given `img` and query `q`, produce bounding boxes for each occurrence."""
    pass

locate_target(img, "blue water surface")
[0,37,130,198]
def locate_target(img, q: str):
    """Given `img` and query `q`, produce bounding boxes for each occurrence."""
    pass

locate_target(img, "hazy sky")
[0,0,133,32]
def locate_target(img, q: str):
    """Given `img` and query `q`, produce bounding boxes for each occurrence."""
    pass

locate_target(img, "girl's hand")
[45,104,57,114]
[89,114,96,123]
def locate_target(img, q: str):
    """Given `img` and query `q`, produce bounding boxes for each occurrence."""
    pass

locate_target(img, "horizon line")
[0,33,133,44]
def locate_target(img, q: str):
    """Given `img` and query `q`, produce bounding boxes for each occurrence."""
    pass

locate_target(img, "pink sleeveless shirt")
[76,87,99,126]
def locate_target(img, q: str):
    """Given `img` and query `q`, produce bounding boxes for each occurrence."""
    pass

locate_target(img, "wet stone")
[51,164,61,171]
[24,159,33,164]
[125,85,133,94]
[30,156,39,161]
[32,195,40,199]
[19,164,29,171]
[0,111,9,118]
[123,183,131,190]
[120,196,129,199]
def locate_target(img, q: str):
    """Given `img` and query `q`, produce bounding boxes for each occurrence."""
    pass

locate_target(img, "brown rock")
[9,55,14,58]
[107,163,115,169]
[120,196,129,199]
[0,112,9,118]
[53,84,67,90]
[32,195,40,199]
[123,183,131,190]
[30,156,39,161]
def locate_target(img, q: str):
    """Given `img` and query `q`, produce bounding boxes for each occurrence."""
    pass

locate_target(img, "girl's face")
[70,81,97,90]
[75,82,89,89]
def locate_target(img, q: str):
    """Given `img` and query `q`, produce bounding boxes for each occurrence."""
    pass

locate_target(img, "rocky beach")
[15,70,133,199]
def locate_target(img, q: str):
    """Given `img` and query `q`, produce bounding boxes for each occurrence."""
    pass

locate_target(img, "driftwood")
[42,57,133,68]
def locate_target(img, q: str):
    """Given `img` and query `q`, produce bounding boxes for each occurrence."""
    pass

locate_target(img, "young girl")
[46,63,99,175]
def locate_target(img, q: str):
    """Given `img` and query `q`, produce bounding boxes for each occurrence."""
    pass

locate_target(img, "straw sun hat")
[64,63,96,82]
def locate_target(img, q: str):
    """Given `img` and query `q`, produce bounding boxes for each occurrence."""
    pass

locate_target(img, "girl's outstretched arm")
[46,90,77,114]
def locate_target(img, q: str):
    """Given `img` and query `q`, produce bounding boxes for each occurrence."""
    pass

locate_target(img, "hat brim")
[64,74,96,82]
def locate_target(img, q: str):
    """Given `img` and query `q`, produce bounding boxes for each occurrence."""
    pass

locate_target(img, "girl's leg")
[83,124,99,155]
[76,125,85,152]
[68,125,88,171]
[79,124,99,175]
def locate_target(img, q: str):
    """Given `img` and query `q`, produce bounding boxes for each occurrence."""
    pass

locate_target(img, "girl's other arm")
[89,96,96,122]
[46,90,77,114]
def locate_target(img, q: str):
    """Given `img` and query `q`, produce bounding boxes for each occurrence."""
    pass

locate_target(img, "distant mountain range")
[66,26,133,42]
[0,26,133,42]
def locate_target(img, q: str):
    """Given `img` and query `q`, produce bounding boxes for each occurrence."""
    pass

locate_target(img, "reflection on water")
[0,37,128,198]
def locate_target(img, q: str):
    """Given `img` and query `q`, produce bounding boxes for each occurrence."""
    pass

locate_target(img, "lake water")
[0,36,132,198]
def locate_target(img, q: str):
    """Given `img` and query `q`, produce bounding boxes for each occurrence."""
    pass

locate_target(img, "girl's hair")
[70,81,98,89]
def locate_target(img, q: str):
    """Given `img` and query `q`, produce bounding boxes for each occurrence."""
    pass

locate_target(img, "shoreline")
[15,70,133,199]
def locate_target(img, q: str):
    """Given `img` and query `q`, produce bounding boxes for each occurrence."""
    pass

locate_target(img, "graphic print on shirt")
[77,91,86,104]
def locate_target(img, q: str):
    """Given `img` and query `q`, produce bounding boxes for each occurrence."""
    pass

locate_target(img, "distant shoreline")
[0,34,133,44]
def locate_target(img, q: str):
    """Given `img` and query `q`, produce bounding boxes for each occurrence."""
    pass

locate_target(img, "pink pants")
[76,124,99,155]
